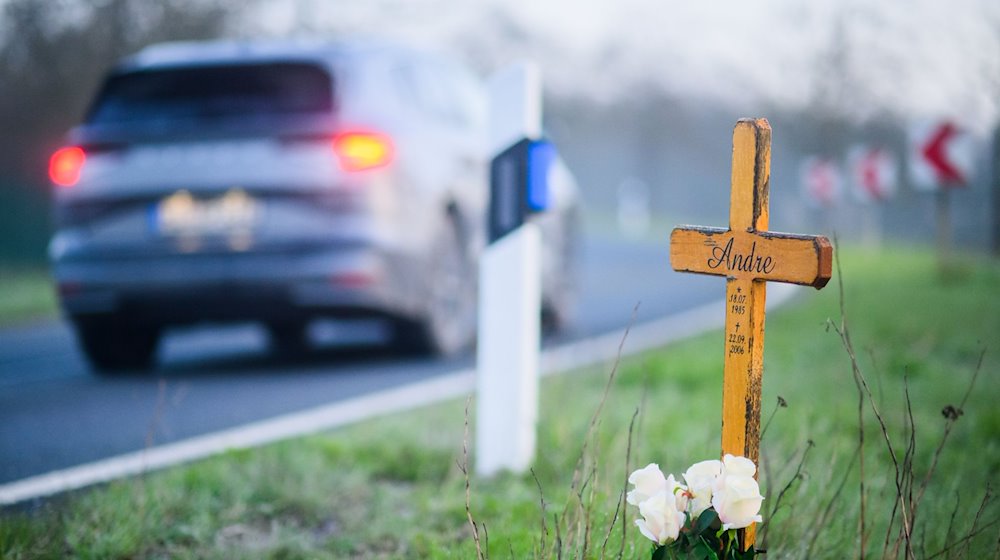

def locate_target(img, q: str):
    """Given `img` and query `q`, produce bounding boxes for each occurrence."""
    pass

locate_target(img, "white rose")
[711,455,757,507]
[719,454,756,478]
[627,463,667,506]
[682,459,722,518]
[634,488,686,545]
[711,455,764,530]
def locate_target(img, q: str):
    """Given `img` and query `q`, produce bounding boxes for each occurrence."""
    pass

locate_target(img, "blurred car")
[48,39,578,372]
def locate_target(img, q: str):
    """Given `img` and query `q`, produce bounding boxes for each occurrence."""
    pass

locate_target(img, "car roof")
[118,38,412,72]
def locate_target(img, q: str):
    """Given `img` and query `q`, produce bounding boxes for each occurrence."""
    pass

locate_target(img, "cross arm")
[670,226,833,288]
[670,226,731,279]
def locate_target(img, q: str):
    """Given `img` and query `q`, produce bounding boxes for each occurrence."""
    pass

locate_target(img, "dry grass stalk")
[459,396,486,560]
[943,491,961,560]
[857,350,868,560]
[600,406,639,560]
[530,468,549,555]
[759,395,788,443]
[757,395,788,551]
[554,513,563,560]
[762,439,813,530]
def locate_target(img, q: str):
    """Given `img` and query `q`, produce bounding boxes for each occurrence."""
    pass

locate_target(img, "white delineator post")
[476,63,543,477]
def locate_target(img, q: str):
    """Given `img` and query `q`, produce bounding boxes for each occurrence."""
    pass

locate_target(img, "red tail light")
[49,146,86,187]
[332,131,393,172]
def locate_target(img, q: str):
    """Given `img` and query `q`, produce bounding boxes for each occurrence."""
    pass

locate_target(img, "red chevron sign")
[800,156,842,208]
[909,121,973,191]
[848,145,897,203]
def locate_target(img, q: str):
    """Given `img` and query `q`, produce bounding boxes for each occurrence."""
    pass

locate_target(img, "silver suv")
[49,39,578,372]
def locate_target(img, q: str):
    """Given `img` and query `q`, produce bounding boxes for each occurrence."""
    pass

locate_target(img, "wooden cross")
[669,118,833,549]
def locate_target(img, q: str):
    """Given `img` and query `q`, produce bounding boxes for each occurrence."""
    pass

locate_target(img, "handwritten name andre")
[707,238,776,274]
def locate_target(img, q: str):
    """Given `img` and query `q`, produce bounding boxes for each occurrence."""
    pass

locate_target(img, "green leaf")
[723,544,757,560]
[694,538,720,560]
[651,545,668,560]
[693,509,719,536]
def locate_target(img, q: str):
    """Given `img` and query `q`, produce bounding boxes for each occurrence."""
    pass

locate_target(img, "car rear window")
[87,62,334,125]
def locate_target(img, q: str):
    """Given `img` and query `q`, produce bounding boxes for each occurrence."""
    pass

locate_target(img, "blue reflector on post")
[527,140,555,213]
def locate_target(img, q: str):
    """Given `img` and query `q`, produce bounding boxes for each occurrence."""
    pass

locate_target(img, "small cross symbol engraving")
[669,118,833,549]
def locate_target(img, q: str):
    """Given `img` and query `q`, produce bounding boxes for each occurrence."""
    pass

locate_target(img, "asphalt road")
[0,235,721,485]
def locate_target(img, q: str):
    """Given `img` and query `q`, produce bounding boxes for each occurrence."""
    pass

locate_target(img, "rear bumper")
[53,244,421,326]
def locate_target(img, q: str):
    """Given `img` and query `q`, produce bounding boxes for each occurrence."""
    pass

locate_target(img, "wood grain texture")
[720,276,766,463]
[729,118,770,233]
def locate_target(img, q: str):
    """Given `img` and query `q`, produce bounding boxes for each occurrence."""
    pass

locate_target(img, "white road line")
[0,284,800,505]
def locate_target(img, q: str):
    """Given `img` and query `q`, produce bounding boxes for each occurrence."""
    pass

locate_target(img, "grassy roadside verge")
[2,247,998,558]
[0,267,57,326]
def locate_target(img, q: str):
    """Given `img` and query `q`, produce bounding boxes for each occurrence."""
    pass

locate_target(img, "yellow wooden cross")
[669,118,833,549]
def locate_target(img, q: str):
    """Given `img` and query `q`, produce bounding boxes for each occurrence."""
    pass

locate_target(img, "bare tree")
[0,0,230,182]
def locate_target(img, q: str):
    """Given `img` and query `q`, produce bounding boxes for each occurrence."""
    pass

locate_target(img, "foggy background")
[2,0,999,265]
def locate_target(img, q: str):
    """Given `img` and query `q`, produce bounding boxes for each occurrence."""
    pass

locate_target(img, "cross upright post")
[669,118,833,550]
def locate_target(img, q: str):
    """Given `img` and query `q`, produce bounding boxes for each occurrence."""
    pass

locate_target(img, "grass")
[1,246,998,558]
[0,266,58,326]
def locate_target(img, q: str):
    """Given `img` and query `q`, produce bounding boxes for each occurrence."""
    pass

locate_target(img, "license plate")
[153,188,261,240]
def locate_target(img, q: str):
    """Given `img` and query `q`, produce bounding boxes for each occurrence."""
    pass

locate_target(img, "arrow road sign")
[848,145,897,203]
[908,120,974,191]
[799,156,842,208]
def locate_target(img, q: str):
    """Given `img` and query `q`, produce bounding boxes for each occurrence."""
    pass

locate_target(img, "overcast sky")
[249,0,1000,134]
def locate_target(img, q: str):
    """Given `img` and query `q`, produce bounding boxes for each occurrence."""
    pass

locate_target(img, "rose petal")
[627,463,667,506]
[635,519,660,544]
[722,454,757,478]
